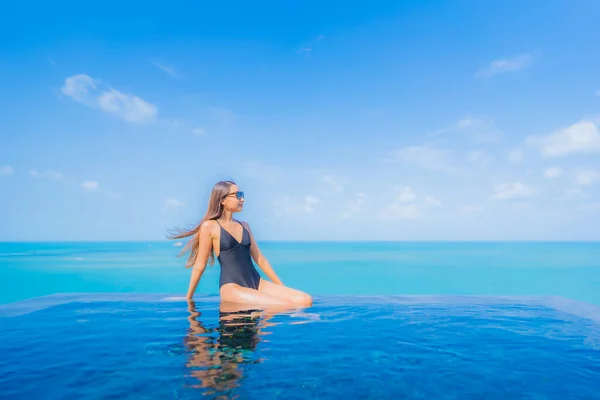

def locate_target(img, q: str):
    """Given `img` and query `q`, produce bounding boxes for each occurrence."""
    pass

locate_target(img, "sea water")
[1,241,599,305]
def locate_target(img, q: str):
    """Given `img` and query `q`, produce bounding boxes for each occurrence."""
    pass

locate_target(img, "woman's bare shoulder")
[236,219,251,228]
[200,219,219,235]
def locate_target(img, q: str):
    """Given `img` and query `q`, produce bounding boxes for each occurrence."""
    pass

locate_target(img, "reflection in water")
[183,300,295,397]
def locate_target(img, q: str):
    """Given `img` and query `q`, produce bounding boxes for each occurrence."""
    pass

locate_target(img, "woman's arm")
[242,221,283,285]
[186,221,214,299]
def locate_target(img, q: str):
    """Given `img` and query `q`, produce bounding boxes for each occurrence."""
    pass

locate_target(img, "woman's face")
[221,184,245,212]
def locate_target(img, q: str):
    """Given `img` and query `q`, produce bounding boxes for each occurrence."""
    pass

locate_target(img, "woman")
[169,180,313,308]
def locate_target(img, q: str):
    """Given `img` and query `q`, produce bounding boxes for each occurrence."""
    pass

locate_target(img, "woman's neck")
[219,211,233,223]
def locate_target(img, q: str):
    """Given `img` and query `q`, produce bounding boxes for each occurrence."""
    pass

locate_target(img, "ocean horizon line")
[1,239,599,244]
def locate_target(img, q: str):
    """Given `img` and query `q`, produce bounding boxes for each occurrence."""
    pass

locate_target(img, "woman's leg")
[220,283,291,307]
[219,300,298,330]
[219,300,296,315]
[258,279,313,307]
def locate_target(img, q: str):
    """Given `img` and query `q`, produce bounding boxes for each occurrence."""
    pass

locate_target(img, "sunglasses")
[223,191,244,200]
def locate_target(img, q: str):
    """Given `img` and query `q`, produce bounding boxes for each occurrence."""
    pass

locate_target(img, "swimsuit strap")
[215,219,242,227]
[215,219,245,239]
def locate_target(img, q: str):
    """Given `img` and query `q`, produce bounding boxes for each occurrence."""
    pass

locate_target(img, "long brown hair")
[167,180,236,268]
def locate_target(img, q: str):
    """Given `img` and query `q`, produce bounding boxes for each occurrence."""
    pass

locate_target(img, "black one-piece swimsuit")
[216,220,261,290]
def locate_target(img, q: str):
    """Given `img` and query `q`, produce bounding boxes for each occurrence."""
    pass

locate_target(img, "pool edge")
[2,293,600,323]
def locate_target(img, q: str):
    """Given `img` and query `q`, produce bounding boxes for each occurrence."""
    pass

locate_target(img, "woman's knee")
[292,292,313,307]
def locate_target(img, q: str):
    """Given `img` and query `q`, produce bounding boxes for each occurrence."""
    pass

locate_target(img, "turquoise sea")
[1,241,600,305]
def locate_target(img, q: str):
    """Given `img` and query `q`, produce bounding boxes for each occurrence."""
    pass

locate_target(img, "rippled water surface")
[1,294,600,399]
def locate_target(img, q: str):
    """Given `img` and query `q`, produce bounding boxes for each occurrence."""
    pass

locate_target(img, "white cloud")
[526,120,600,157]
[241,161,282,184]
[573,169,599,186]
[387,145,452,172]
[81,181,99,192]
[381,186,422,220]
[0,165,14,176]
[274,195,320,216]
[508,149,523,163]
[386,203,420,220]
[297,34,324,56]
[322,174,344,193]
[456,117,503,143]
[544,167,562,179]
[30,169,63,180]
[342,193,366,219]
[78,179,120,199]
[465,150,493,167]
[162,198,185,213]
[108,193,122,200]
[393,118,501,173]
[460,204,484,214]
[304,195,319,212]
[61,74,157,124]
[561,187,585,200]
[476,53,534,78]
[97,89,157,124]
[491,182,535,200]
[165,198,184,207]
[430,116,502,144]
[395,186,417,203]
[151,61,181,78]
[61,74,96,103]
[425,195,442,206]
[192,128,205,136]
[580,202,600,212]
[207,107,237,126]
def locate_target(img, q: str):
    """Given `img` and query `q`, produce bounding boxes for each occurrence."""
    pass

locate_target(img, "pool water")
[1,294,600,399]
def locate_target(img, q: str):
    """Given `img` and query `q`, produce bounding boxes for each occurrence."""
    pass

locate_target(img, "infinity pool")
[1,294,600,399]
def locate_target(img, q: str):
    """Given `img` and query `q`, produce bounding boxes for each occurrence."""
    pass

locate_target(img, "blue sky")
[1,0,600,241]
